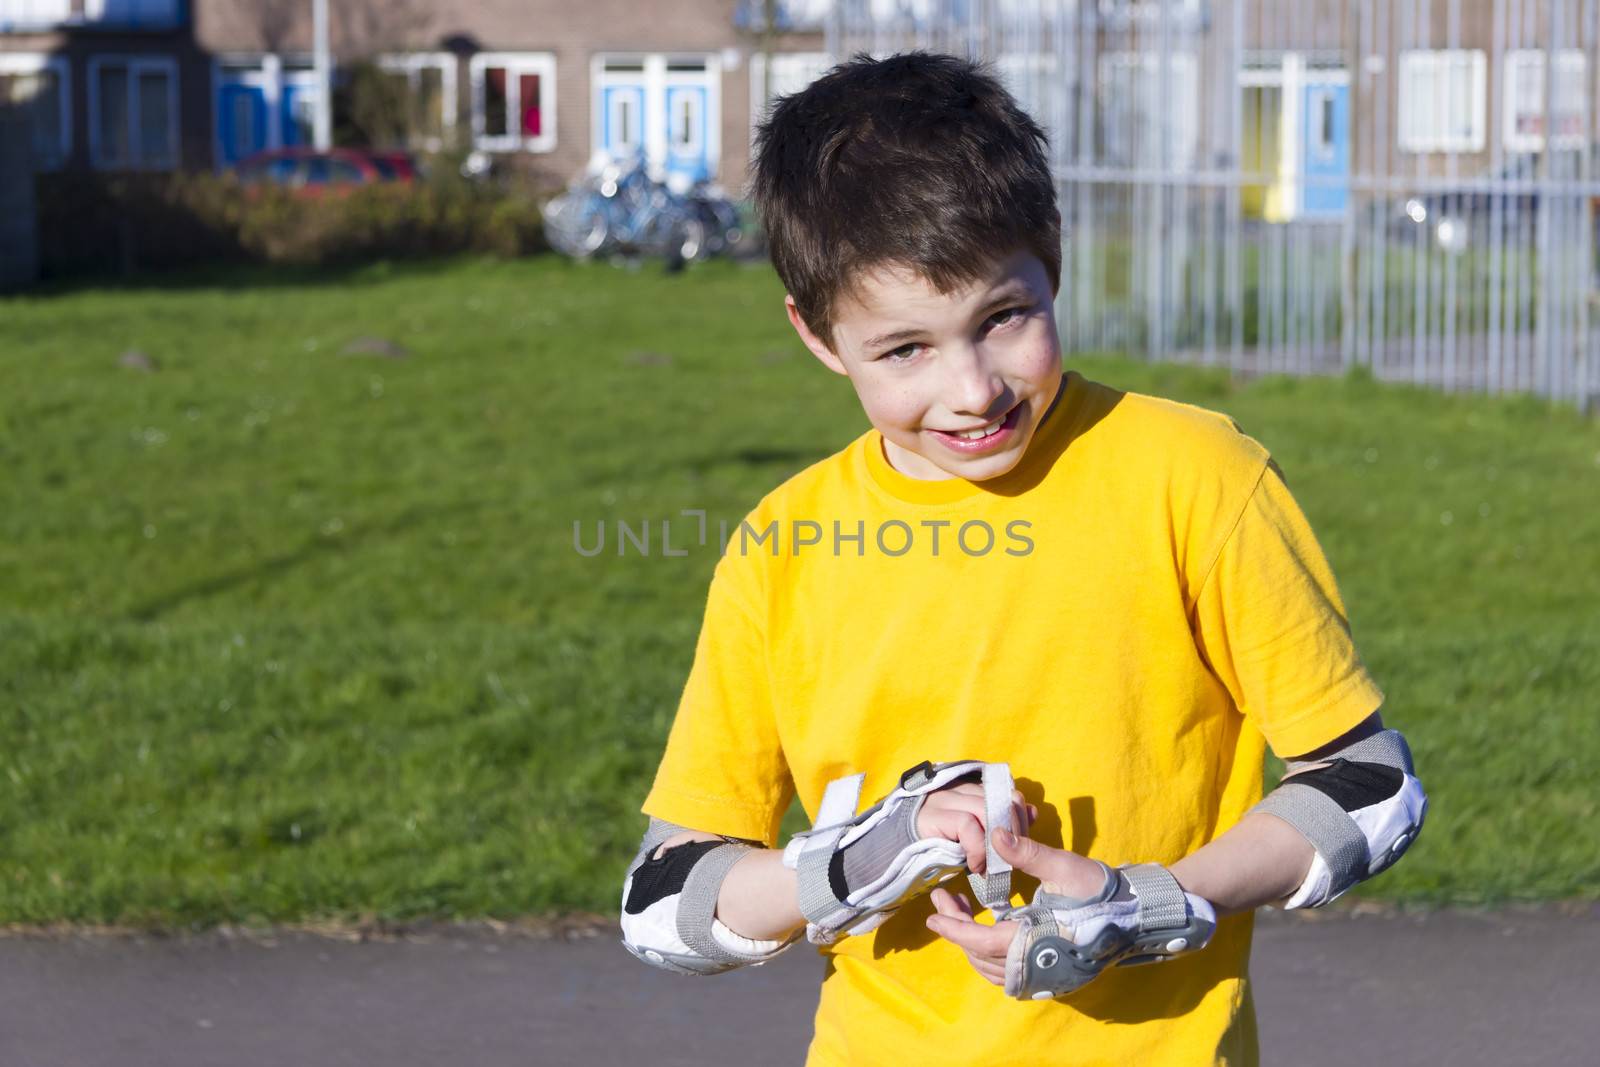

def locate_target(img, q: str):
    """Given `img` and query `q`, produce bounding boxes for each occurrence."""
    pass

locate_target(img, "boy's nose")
[945,349,1006,418]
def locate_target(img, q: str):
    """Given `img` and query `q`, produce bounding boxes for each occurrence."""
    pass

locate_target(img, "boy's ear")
[785,295,848,376]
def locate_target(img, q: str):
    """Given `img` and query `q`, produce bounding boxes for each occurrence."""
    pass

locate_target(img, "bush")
[35,168,549,279]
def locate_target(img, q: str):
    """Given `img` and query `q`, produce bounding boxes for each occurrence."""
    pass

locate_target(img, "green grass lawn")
[2,255,1597,928]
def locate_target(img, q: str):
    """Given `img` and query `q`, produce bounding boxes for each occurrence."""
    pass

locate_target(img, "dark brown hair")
[751,51,1060,351]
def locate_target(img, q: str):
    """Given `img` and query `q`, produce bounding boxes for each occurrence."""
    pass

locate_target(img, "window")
[1310,85,1337,161]
[1398,50,1486,152]
[80,0,181,29]
[749,52,832,131]
[1097,52,1200,168]
[0,54,70,169]
[0,0,74,30]
[470,53,556,152]
[1503,49,1587,152]
[303,156,363,185]
[595,53,719,179]
[670,92,702,154]
[88,55,178,169]
[378,54,455,149]
[609,92,639,153]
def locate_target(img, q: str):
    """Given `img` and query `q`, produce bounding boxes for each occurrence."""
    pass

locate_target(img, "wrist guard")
[782,760,1015,945]
[1003,862,1217,1001]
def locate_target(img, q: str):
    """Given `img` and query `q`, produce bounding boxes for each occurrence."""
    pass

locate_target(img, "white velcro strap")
[808,773,866,848]
[792,773,865,924]
[967,762,1014,913]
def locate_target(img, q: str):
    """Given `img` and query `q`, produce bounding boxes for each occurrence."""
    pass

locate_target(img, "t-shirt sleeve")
[640,544,793,845]
[1191,460,1384,758]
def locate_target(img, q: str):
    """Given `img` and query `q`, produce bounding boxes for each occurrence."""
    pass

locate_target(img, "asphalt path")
[3,907,1596,1066]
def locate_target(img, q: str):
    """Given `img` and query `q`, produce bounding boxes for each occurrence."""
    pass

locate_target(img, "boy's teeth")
[955,418,1001,440]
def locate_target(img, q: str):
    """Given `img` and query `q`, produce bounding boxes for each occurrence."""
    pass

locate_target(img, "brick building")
[0,0,829,190]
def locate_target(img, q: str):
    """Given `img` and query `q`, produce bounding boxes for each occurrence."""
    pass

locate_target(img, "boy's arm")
[1168,710,1402,914]
[645,829,806,942]
[622,775,1034,971]
[926,712,1427,994]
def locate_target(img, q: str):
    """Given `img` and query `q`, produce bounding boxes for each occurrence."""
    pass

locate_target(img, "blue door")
[601,84,646,161]
[663,84,709,182]
[1301,81,1350,218]
[280,82,312,147]
[217,82,268,164]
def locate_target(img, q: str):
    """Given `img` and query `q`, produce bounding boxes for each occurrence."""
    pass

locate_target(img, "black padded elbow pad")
[623,840,723,915]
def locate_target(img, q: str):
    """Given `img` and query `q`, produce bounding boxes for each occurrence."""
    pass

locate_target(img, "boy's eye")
[987,306,1028,329]
[875,306,1028,361]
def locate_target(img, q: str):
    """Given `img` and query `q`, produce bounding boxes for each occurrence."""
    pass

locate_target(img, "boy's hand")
[925,829,1107,986]
[915,785,1036,875]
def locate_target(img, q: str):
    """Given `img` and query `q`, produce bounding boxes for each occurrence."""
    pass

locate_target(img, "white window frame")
[1397,49,1487,153]
[377,52,457,150]
[1502,48,1588,153]
[0,52,72,169]
[0,0,75,32]
[469,52,556,153]
[1095,0,1203,16]
[87,54,180,170]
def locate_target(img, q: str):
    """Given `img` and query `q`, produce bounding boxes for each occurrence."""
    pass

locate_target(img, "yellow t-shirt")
[643,371,1382,1066]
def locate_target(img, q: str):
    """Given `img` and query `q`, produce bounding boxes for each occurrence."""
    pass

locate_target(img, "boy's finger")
[916,793,982,840]
[966,955,1006,984]
[926,914,1017,958]
[955,813,987,874]
[930,887,974,919]
[991,827,1078,883]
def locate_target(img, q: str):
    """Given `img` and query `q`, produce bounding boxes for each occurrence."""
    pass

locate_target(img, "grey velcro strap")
[1254,781,1370,887]
[1120,863,1189,932]
[795,841,843,923]
[1334,728,1415,773]
[794,773,864,924]
[676,842,759,963]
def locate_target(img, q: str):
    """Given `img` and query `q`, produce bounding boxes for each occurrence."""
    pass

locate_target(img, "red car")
[231,148,418,197]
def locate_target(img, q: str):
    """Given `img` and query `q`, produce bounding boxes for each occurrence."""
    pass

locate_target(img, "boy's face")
[787,249,1063,482]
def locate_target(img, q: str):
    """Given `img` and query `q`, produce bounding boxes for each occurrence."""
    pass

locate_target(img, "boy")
[619,53,1426,1065]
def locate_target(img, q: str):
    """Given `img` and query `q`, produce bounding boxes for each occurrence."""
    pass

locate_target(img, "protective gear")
[620,818,797,975]
[1002,861,1217,1001]
[1252,728,1427,909]
[782,760,1016,945]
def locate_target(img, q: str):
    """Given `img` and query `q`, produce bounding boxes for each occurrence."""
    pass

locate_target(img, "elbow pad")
[620,818,796,976]
[781,760,1015,945]
[1253,728,1428,909]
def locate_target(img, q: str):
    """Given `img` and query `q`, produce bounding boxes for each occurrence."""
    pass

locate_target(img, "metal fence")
[827,0,1600,410]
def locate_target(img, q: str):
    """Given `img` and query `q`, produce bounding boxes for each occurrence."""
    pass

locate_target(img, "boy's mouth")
[927,403,1022,453]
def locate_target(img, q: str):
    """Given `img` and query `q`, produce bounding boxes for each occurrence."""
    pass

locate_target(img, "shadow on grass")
[23,254,583,300]
[19,250,730,300]
[124,501,480,622]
